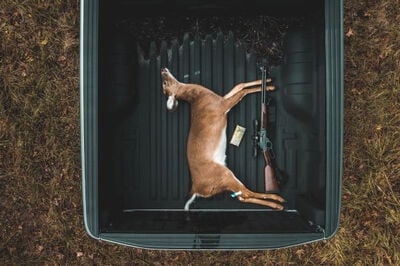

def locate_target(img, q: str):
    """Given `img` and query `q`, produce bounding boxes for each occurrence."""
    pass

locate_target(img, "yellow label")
[230,125,246,147]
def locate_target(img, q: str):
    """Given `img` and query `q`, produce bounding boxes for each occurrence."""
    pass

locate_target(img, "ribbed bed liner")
[104,28,325,210]
[105,210,317,234]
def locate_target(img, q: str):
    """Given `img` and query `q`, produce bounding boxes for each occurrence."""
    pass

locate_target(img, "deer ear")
[166,95,178,111]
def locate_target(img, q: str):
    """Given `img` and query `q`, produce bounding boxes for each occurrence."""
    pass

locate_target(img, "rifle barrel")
[261,66,267,104]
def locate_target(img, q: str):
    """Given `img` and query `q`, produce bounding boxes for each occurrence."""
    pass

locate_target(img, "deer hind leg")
[237,197,284,210]
[236,188,285,210]
[216,165,285,210]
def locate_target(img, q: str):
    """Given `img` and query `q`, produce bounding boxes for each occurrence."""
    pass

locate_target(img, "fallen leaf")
[346,28,354,37]
[364,12,372,17]
[37,245,44,252]
[40,39,48,46]
[385,255,393,264]
[296,249,305,257]
[76,251,84,258]
[8,247,16,254]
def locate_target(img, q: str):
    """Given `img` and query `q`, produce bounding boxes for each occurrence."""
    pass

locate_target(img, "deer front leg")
[223,79,274,99]
[223,87,264,112]
[223,85,276,112]
[223,80,261,99]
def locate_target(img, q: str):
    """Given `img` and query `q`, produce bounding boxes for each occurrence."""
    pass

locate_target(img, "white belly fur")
[213,126,227,165]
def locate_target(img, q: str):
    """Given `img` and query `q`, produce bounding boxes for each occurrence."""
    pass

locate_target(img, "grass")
[1,0,399,264]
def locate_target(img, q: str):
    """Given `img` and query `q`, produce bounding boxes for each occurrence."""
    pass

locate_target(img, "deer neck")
[177,84,211,104]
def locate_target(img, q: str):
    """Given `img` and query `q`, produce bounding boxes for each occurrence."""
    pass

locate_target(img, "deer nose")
[161,67,169,74]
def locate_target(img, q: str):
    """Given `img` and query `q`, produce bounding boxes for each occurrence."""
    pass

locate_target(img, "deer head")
[161,68,182,111]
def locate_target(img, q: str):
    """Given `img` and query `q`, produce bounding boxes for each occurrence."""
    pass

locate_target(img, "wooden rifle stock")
[263,150,279,192]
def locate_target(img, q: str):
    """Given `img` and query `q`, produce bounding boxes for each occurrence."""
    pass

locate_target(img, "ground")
[0,0,399,264]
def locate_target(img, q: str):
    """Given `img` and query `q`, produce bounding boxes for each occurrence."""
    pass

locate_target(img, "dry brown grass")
[1,0,399,264]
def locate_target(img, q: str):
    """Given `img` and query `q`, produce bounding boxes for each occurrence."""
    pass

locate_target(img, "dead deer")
[161,68,285,210]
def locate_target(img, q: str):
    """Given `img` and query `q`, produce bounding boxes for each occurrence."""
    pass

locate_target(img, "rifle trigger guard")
[266,139,275,159]
[269,146,276,159]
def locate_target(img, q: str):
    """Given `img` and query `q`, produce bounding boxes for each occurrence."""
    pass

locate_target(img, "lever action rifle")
[252,65,279,192]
